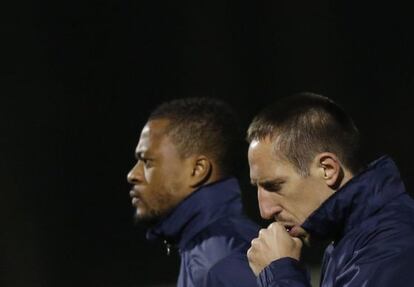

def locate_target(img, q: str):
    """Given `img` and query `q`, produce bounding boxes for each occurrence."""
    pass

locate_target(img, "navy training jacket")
[147,177,260,287]
[258,156,414,287]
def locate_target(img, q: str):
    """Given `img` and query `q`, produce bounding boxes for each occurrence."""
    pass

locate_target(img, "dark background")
[1,0,413,286]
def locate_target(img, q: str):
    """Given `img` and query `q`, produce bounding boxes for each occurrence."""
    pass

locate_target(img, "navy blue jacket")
[147,177,259,287]
[258,156,414,287]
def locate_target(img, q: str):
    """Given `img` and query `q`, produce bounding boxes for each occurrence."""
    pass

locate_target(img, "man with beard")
[127,97,259,287]
[246,93,414,286]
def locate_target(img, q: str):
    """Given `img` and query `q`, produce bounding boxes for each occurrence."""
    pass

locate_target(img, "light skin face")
[127,119,195,224]
[247,136,352,275]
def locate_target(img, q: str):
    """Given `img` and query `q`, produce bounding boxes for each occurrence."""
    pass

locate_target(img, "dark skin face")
[127,119,195,223]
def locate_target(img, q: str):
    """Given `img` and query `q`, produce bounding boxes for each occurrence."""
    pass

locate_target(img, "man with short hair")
[246,93,414,286]
[127,97,259,287]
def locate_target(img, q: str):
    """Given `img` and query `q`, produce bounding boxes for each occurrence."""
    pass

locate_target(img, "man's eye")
[262,184,282,193]
[138,158,148,165]
[142,158,153,167]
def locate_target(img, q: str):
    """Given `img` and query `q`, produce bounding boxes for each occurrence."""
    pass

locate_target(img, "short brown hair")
[247,93,362,175]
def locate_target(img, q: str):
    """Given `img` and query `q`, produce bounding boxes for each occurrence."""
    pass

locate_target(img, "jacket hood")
[302,155,406,241]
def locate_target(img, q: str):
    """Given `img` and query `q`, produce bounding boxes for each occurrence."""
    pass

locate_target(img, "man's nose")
[127,162,143,184]
[257,187,282,220]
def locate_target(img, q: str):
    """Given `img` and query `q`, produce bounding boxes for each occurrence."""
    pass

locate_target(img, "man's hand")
[247,222,303,276]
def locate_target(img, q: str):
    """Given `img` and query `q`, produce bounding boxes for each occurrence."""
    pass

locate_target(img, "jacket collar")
[146,177,243,250]
[302,156,406,241]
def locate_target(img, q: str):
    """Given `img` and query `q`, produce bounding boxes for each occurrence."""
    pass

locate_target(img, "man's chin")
[301,235,312,247]
[133,211,161,227]
[297,231,314,247]
[289,226,311,246]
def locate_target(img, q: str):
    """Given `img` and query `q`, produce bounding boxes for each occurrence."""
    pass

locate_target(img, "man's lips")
[129,188,142,206]
[287,226,302,237]
[129,186,143,197]
[131,197,141,206]
[277,222,301,237]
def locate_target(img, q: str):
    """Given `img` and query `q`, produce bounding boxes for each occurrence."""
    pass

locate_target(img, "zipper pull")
[164,240,172,256]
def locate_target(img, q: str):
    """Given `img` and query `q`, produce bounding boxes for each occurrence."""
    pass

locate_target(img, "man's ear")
[315,152,344,190]
[189,155,212,188]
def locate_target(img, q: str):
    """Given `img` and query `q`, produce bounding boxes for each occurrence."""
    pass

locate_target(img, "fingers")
[247,236,265,276]
[247,222,304,276]
[267,221,288,234]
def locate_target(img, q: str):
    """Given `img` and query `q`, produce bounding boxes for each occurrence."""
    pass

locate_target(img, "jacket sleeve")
[203,253,258,287]
[257,257,311,287]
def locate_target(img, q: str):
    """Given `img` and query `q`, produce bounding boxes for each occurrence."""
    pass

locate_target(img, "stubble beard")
[133,207,163,227]
[132,191,176,227]
[132,184,182,227]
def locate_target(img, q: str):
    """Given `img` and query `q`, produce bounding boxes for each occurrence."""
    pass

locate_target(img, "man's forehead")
[249,138,276,161]
[142,119,170,137]
[250,136,289,159]
[249,141,293,176]
[135,119,173,152]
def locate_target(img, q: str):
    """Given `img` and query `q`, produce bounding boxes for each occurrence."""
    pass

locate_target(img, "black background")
[2,0,413,286]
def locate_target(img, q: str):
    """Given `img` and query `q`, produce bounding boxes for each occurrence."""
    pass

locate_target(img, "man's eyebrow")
[135,151,154,160]
[254,179,286,187]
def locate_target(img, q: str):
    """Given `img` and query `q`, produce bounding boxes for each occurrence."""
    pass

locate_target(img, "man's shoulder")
[355,202,414,244]
[182,215,259,268]
[196,215,259,246]
[333,208,414,263]
[186,215,258,252]
[322,212,414,286]
[182,218,258,287]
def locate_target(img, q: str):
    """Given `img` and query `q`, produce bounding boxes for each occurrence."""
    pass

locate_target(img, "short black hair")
[149,97,242,176]
[247,92,362,175]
